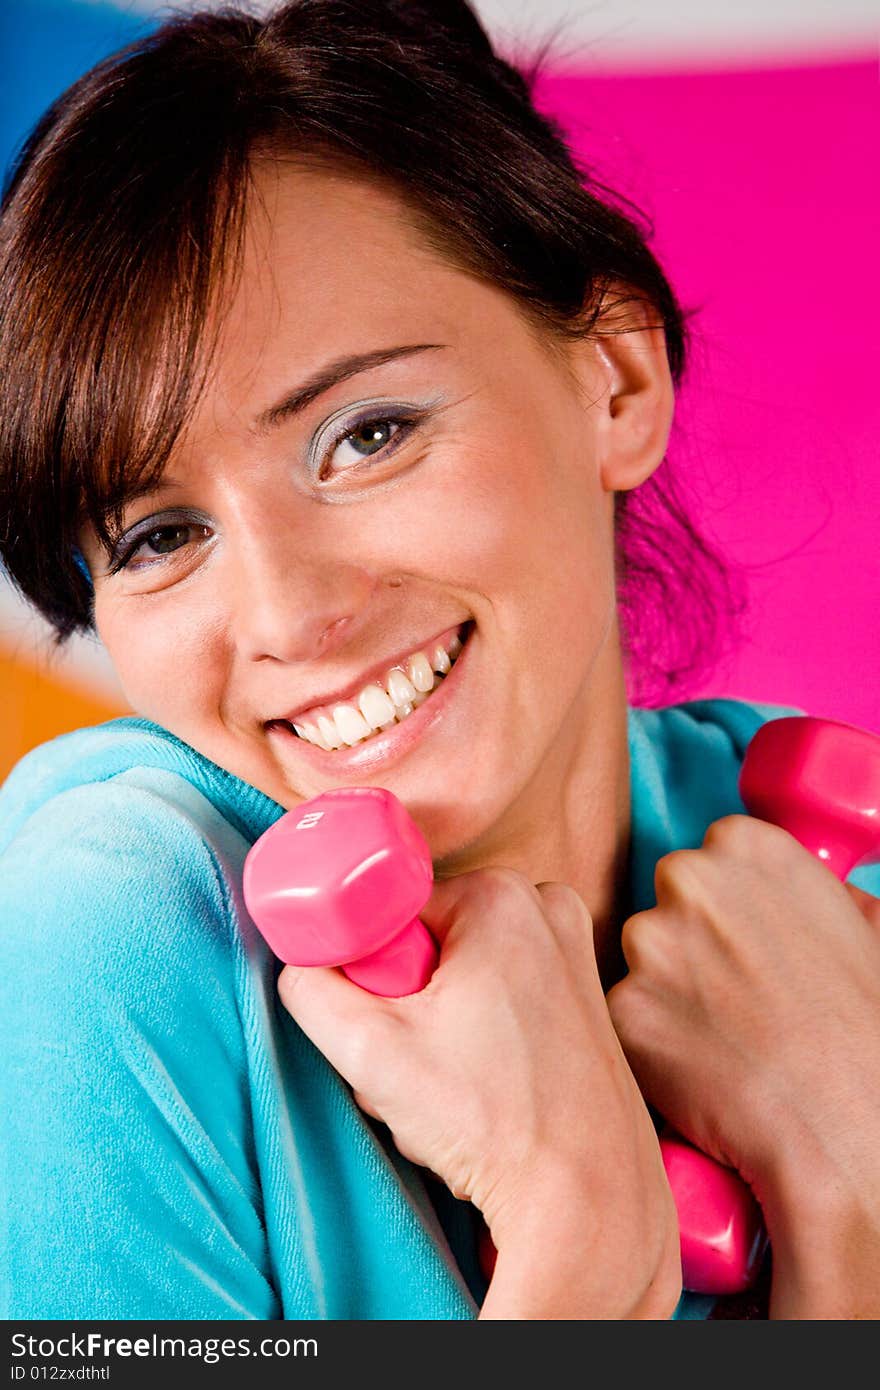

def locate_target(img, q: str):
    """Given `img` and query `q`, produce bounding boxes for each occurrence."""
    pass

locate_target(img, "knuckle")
[706,813,801,872]
[604,979,627,1032]
[606,974,648,1041]
[703,813,755,853]
[277,965,307,1013]
[535,879,591,928]
[344,1014,400,1085]
[607,973,671,1065]
[469,864,541,913]
[620,908,674,974]
[654,848,704,903]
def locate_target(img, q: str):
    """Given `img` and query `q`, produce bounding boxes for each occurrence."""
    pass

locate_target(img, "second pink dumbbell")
[242,715,880,1296]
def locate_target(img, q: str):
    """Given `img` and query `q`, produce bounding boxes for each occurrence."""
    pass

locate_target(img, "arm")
[1,778,277,1320]
[607,816,880,1320]
[757,879,880,1319]
[277,868,683,1320]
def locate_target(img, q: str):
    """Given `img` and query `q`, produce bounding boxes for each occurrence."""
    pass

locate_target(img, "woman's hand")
[278,866,681,1319]
[606,814,880,1318]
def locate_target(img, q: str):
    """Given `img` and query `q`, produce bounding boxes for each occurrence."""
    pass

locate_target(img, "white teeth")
[297,719,332,751]
[387,669,417,708]
[358,682,397,729]
[332,704,372,745]
[406,652,435,692]
[317,714,345,750]
[279,625,468,751]
[431,644,451,675]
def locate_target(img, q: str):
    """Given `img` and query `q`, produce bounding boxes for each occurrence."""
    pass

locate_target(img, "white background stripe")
[92,0,880,63]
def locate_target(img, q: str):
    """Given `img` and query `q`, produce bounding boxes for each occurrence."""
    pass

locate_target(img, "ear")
[570,295,676,495]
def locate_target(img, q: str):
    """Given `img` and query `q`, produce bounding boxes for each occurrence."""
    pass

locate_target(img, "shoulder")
[3,773,227,962]
[0,719,266,991]
[631,695,807,763]
[626,697,808,901]
[1,713,281,851]
[0,725,283,1319]
[0,721,272,1174]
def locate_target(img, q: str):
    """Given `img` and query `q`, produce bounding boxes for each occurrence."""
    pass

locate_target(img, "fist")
[607,814,880,1214]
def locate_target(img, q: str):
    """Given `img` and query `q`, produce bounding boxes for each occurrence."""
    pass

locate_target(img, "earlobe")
[588,311,676,495]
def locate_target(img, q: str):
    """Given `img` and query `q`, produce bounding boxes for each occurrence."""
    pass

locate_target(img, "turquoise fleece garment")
[3,696,878,1321]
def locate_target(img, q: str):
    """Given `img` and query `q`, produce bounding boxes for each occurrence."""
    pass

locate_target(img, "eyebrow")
[108,341,448,514]
[254,342,446,433]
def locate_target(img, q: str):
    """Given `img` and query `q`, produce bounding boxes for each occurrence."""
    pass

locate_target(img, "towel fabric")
[3,696,876,1320]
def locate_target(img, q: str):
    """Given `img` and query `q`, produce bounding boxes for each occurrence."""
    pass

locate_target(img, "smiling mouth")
[266,621,473,752]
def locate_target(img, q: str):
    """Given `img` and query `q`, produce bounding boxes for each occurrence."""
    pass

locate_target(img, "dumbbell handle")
[343,915,438,996]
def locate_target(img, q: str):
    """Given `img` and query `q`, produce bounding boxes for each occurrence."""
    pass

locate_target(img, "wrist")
[755,1115,880,1318]
[479,1158,682,1320]
[768,1191,880,1319]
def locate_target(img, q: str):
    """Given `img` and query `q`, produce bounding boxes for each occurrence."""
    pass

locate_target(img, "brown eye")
[112,519,210,572]
[144,524,192,554]
[348,420,397,456]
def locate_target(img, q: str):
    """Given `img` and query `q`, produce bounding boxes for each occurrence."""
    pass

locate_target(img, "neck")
[433,633,632,993]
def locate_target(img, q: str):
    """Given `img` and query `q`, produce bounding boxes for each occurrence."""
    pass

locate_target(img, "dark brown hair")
[0,0,745,706]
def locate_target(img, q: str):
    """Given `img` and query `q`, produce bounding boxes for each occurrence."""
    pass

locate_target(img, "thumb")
[416,869,486,948]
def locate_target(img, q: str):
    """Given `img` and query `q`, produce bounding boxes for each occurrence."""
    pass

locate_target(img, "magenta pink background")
[535,59,879,733]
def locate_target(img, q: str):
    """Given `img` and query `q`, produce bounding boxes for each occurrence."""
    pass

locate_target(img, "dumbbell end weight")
[739,715,880,878]
[659,1135,767,1295]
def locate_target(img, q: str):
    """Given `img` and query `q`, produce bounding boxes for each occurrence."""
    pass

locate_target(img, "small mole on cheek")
[387,577,404,589]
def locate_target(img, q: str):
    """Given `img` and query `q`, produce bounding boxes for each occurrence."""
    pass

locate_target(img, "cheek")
[95,598,223,729]
[426,425,613,645]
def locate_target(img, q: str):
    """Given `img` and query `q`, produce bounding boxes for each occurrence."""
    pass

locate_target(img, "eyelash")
[314,406,419,482]
[109,409,422,573]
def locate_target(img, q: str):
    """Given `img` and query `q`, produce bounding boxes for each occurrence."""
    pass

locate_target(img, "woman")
[2,0,879,1321]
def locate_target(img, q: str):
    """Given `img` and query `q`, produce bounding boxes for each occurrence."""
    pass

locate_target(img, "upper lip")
[267,621,468,726]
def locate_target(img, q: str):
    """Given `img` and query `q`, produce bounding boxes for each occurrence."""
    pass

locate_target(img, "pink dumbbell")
[243,786,438,996]
[241,715,880,1296]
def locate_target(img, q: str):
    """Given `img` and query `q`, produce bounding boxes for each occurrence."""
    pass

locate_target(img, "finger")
[277,961,401,1089]
[420,864,543,948]
[534,878,594,938]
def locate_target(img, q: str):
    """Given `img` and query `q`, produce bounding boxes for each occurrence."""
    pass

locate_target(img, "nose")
[230,532,377,665]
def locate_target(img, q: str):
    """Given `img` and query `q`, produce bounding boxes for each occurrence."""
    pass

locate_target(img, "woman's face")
[83,162,646,866]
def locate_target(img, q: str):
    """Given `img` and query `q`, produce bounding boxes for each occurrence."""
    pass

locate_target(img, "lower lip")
[266,622,474,776]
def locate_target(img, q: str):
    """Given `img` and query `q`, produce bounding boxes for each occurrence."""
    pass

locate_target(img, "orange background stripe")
[1,647,129,786]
